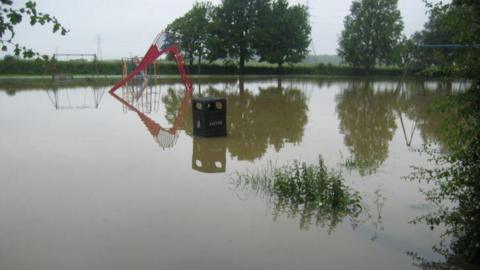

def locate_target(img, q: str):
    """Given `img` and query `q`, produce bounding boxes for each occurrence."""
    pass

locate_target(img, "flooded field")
[0,76,467,270]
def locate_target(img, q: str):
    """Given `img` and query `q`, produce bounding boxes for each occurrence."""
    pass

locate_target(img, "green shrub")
[233,156,363,231]
[0,58,410,76]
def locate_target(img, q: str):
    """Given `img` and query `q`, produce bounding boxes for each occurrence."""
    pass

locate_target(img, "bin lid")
[192,97,226,102]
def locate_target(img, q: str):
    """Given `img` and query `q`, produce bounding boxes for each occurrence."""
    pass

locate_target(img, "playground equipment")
[121,57,159,81]
[120,71,161,115]
[50,53,98,80]
[109,30,193,149]
[109,31,192,95]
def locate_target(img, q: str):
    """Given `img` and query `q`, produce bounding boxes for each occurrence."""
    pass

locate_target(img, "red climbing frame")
[109,31,193,95]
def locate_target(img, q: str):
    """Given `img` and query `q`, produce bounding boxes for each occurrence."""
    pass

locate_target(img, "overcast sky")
[6,0,437,59]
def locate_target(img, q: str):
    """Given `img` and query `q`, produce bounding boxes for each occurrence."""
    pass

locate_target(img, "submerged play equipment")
[109,31,193,95]
[110,30,227,141]
[109,31,193,148]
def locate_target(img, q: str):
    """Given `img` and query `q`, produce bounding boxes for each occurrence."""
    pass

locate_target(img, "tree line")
[338,0,480,77]
[2,0,479,77]
[166,0,310,74]
[166,0,479,76]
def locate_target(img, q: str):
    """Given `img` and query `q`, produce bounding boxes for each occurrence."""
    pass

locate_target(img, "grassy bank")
[0,58,417,77]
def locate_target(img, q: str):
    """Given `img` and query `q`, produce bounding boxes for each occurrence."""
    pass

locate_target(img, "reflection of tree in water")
[162,80,308,161]
[392,81,455,146]
[232,156,363,232]
[336,80,457,175]
[336,81,398,175]
[256,86,308,150]
[162,86,187,124]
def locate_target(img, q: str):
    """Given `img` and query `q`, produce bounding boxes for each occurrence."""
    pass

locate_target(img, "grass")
[233,156,363,231]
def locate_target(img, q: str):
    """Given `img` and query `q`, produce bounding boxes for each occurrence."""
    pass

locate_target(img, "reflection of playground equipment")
[110,84,191,149]
[395,81,417,147]
[296,78,314,102]
[397,110,417,147]
[120,57,159,113]
[50,53,98,80]
[109,30,193,149]
[121,79,162,114]
[192,137,227,173]
[46,87,106,110]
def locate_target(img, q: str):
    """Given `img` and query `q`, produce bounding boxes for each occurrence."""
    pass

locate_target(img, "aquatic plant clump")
[233,156,363,231]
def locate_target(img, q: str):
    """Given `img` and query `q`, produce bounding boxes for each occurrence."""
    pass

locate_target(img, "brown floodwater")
[0,76,468,270]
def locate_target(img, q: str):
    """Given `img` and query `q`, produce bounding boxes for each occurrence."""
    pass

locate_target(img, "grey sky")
[8,0,435,59]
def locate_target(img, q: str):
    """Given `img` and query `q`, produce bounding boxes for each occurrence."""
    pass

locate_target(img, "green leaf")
[25,1,36,10]
[7,12,22,24]
[13,46,20,56]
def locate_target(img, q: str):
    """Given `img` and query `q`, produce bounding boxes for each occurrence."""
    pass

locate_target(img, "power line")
[307,0,317,57]
[97,35,103,60]
[415,44,480,49]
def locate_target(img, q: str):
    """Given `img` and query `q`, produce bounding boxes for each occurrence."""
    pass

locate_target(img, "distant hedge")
[0,58,410,76]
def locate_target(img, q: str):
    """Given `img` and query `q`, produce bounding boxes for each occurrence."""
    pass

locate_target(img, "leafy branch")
[0,0,68,59]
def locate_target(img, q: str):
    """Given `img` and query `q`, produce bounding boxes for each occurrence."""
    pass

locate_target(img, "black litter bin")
[192,97,227,137]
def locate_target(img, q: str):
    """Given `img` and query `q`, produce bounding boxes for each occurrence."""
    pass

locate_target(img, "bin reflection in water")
[192,137,227,173]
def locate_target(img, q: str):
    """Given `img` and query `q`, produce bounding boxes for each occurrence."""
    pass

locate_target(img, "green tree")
[166,2,212,70]
[0,0,68,59]
[254,0,311,72]
[406,4,460,75]
[207,0,267,74]
[338,0,404,71]
[408,0,480,77]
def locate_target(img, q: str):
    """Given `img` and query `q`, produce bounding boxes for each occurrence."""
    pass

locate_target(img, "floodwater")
[0,76,467,270]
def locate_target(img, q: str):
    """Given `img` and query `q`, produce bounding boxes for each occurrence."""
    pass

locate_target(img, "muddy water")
[0,77,465,270]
